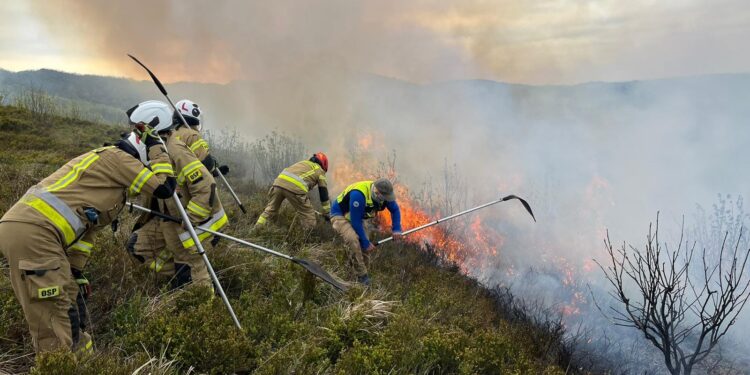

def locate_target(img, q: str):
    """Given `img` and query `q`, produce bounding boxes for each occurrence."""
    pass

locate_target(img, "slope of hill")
[3,67,750,373]
[0,105,583,374]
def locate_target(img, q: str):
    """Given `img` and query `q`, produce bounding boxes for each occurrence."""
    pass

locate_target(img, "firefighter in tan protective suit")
[0,101,177,355]
[171,99,229,178]
[255,153,330,230]
[126,100,228,289]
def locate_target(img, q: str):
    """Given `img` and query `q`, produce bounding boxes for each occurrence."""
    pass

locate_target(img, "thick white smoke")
[17,1,750,371]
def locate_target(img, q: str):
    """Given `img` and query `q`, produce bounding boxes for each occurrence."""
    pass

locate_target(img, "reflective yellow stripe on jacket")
[187,200,211,219]
[278,171,309,192]
[178,209,229,248]
[69,240,93,255]
[278,160,322,192]
[189,139,209,153]
[177,160,204,185]
[21,188,86,245]
[129,168,155,195]
[336,181,374,221]
[19,148,157,246]
[298,161,321,178]
[336,181,373,205]
[150,162,174,176]
[46,153,100,192]
[18,151,103,245]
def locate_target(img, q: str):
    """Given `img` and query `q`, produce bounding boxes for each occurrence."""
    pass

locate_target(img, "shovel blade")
[292,258,349,291]
[502,195,536,222]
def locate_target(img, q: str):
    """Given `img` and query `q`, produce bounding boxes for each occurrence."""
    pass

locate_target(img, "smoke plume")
[20,0,750,370]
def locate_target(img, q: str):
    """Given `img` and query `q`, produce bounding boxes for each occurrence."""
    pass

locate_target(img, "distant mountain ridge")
[3,67,749,121]
[2,67,749,180]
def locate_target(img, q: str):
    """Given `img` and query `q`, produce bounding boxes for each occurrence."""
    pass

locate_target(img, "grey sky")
[0,0,749,84]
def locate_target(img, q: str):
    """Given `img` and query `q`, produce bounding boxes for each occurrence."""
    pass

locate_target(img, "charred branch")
[595,213,750,375]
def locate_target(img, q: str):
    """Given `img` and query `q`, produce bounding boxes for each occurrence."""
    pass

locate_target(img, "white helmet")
[126,100,175,133]
[124,131,149,165]
[174,99,203,131]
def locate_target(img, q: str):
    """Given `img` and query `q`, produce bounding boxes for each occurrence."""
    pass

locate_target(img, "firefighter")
[125,99,228,280]
[330,178,402,285]
[0,101,177,354]
[171,99,229,178]
[126,101,228,290]
[255,153,330,230]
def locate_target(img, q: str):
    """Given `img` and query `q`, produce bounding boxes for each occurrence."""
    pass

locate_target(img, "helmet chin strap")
[133,123,147,137]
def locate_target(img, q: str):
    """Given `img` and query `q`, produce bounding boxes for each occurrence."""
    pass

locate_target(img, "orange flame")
[357,133,374,150]
[329,136,600,324]
[330,140,506,274]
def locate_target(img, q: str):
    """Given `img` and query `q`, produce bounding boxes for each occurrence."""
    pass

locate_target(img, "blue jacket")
[331,190,402,249]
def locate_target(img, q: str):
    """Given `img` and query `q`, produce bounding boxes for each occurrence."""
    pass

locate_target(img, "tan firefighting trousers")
[127,218,210,288]
[331,216,370,277]
[0,222,92,354]
[257,186,317,229]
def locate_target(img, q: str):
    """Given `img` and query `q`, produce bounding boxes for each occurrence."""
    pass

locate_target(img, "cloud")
[24,1,470,83]
[12,0,748,84]
[407,0,750,83]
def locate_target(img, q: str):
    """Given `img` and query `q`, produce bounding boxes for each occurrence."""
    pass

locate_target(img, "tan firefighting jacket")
[160,134,228,249]
[0,145,174,270]
[172,125,213,172]
[272,160,330,213]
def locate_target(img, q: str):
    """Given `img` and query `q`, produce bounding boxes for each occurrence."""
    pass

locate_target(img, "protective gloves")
[71,268,91,300]
[212,164,230,177]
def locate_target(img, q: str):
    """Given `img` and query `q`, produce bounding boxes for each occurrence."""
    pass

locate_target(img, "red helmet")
[313,152,328,172]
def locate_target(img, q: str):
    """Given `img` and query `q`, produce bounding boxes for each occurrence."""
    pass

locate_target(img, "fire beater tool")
[127,202,349,292]
[374,194,536,246]
[128,54,242,330]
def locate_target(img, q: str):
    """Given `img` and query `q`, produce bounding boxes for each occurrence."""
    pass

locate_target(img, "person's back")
[329,178,402,286]
[0,107,176,355]
[1,143,174,270]
[256,153,330,230]
[273,160,328,196]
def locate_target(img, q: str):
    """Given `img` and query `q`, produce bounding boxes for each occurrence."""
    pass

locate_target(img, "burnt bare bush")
[597,213,750,375]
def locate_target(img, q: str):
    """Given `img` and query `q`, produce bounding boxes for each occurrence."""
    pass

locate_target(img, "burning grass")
[330,135,509,275]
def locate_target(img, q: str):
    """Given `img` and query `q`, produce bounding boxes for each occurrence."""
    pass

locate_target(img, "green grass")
[0,105,573,374]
